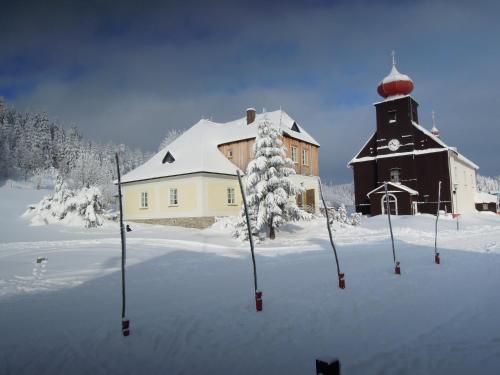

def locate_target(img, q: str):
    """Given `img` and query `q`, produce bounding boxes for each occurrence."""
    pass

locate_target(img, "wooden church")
[349,55,479,216]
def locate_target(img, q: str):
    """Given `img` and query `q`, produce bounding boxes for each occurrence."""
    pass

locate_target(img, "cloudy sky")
[1,0,499,182]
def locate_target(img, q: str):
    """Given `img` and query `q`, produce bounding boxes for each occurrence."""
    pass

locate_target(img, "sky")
[1,0,499,183]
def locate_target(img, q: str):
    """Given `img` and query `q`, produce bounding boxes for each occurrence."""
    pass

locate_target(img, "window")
[162,151,175,164]
[227,149,233,158]
[169,188,178,205]
[483,203,489,210]
[464,171,467,186]
[302,149,308,166]
[227,187,236,205]
[291,146,298,163]
[390,168,400,183]
[388,110,397,124]
[140,192,148,208]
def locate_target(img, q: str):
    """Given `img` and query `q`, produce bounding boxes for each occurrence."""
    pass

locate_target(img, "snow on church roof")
[121,109,319,183]
[348,119,479,170]
[367,182,419,197]
[475,191,498,204]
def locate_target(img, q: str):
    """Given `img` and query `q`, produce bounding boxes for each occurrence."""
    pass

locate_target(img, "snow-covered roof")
[367,182,419,198]
[475,191,498,204]
[121,109,319,183]
[348,120,479,170]
[217,110,319,147]
[380,65,413,85]
[412,121,479,170]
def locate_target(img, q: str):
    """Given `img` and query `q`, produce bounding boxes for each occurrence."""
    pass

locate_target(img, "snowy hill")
[2,182,500,374]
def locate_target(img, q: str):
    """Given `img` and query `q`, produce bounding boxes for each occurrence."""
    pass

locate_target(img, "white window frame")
[140,192,148,208]
[227,187,236,205]
[381,193,398,215]
[302,148,308,166]
[169,188,178,206]
[291,146,298,163]
[390,168,401,183]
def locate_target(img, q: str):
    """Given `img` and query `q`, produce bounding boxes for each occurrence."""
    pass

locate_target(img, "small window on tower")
[390,168,400,183]
[388,110,397,124]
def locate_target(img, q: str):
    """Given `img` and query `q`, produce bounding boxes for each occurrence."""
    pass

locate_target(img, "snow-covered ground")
[1,182,500,374]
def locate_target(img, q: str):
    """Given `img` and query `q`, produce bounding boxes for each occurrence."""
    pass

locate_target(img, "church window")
[388,110,397,124]
[390,168,400,183]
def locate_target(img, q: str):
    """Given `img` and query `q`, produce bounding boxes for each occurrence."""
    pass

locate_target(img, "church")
[349,56,479,216]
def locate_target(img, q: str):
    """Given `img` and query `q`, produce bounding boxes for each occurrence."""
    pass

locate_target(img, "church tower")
[348,53,479,216]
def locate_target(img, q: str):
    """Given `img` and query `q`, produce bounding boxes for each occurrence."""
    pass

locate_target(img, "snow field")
[1,183,500,374]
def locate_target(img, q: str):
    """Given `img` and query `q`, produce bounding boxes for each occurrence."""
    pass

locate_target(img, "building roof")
[121,109,319,183]
[367,182,419,198]
[348,119,479,170]
[475,191,498,204]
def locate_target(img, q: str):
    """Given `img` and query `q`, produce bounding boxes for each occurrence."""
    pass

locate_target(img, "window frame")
[169,188,178,206]
[302,148,309,166]
[140,191,148,209]
[390,168,401,183]
[227,187,236,205]
[291,146,298,163]
[388,110,397,124]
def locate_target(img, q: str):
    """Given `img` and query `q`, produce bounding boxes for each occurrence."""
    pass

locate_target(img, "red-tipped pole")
[338,273,345,289]
[318,178,345,290]
[395,261,401,275]
[116,153,131,336]
[255,290,263,311]
[434,181,442,265]
[237,170,262,312]
[122,318,130,336]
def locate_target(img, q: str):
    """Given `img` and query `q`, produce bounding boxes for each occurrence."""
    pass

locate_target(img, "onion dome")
[377,52,414,98]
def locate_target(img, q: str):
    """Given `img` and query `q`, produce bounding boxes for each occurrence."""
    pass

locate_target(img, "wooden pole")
[434,181,442,257]
[384,182,400,274]
[318,178,342,278]
[236,170,259,297]
[115,153,129,333]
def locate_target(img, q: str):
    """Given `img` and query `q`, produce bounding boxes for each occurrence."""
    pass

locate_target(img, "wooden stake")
[384,182,399,274]
[318,178,344,289]
[435,181,442,264]
[115,153,129,334]
[236,170,261,310]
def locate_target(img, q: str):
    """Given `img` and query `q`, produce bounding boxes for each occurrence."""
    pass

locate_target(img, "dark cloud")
[1,0,499,182]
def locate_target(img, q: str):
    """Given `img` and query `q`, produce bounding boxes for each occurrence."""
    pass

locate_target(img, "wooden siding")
[218,135,319,176]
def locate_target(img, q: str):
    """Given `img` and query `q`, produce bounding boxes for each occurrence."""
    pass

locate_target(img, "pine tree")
[158,128,184,151]
[235,115,309,240]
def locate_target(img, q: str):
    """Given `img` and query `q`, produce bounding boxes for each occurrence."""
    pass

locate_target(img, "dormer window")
[388,110,397,124]
[162,151,175,164]
[227,149,233,158]
[291,122,300,132]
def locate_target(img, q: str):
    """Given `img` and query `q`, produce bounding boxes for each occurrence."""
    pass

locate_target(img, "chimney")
[246,108,256,125]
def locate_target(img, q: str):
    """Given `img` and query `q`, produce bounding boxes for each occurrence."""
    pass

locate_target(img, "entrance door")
[381,194,398,215]
[305,189,316,213]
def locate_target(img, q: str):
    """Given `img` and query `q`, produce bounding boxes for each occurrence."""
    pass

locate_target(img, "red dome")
[377,65,414,98]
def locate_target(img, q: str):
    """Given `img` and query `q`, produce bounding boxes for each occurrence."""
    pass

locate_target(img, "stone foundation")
[130,216,216,229]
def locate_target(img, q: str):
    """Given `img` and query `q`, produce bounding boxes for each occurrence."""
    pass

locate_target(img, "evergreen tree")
[234,115,309,240]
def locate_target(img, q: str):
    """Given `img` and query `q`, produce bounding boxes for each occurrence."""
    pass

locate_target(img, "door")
[381,194,398,215]
[305,189,316,213]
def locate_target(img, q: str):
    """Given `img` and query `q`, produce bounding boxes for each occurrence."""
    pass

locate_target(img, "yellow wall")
[122,173,243,220]
[123,184,157,216]
[206,178,242,214]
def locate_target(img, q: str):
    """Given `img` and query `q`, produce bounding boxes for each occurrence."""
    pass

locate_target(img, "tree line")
[0,98,152,203]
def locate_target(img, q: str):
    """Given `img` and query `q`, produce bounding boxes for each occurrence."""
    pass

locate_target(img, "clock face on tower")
[388,139,400,151]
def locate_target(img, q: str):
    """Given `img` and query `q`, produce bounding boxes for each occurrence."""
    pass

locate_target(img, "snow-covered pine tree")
[158,129,184,151]
[234,115,309,240]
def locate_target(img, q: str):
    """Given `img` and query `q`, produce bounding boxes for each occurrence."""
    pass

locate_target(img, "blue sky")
[1,0,499,182]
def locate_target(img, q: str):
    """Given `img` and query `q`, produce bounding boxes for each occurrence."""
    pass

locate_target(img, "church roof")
[367,182,419,198]
[348,119,479,170]
[121,109,319,183]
